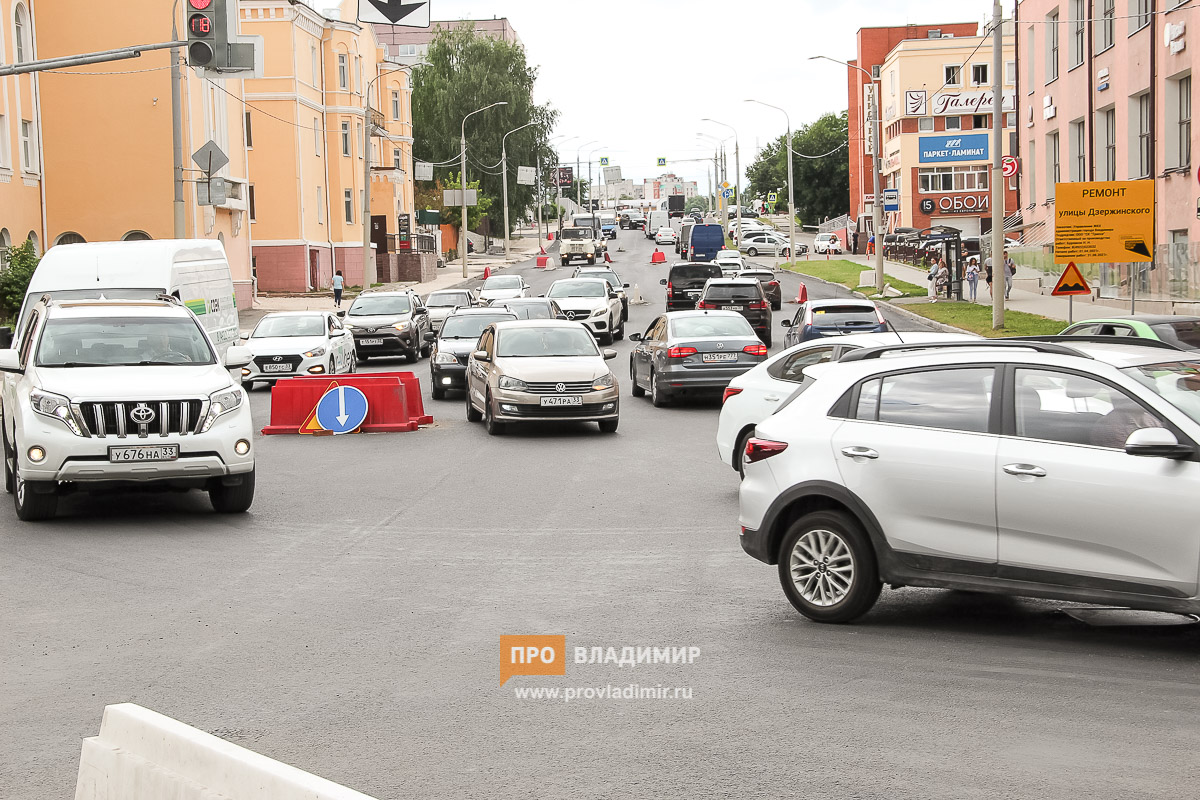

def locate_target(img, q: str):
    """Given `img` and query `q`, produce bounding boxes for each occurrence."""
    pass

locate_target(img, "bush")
[0,238,39,323]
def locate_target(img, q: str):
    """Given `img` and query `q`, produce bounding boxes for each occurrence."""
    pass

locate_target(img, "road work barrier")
[536,256,549,268]
[261,373,432,435]
[650,249,666,264]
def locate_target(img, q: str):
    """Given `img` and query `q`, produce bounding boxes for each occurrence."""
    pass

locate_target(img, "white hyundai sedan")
[716,332,976,476]
[241,311,357,388]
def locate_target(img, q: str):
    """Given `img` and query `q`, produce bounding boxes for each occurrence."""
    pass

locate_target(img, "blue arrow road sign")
[315,384,369,434]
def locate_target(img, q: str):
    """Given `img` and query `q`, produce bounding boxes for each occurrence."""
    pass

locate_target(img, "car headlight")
[433,351,458,365]
[392,321,411,332]
[200,386,244,433]
[592,373,615,391]
[498,376,528,391]
[589,305,607,317]
[303,346,327,358]
[30,389,83,436]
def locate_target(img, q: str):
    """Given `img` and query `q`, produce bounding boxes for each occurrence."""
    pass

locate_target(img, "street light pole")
[990,0,1006,329]
[746,100,796,265]
[500,121,536,260]
[703,119,740,250]
[459,101,508,278]
[810,55,885,294]
[574,139,597,212]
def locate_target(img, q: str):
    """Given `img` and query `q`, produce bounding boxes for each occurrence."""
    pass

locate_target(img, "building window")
[391,43,418,57]
[337,54,348,90]
[1097,0,1115,51]
[354,55,361,93]
[1133,0,1152,32]
[1170,230,1190,282]
[1048,131,1060,198]
[0,115,8,168]
[944,65,962,86]
[918,116,934,132]
[317,186,324,224]
[356,122,363,158]
[1005,111,1017,128]
[248,185,256,221]
[972,114,990,130]
[55,232,86,246]
[244,111,253,148]
[391,90,401,121]
[1070,120,1086,181]
[19,119,35,171]
[945,116,962,131]
[1070,0,1086,67]
[917,165,990,193]
[1025,27,1036,91]
[311,43,318,85]
[1101,107,1116,180]
[14,3,28,63]
[314,119,321,155]
[341,121,350,156]
[971,64,988,86]
[1027,140,1037,205]
[1005,60,1016,85]
[1136,92,1152,178]
[393,147,401,169]
[1047,11,1060,82]
[1171,74,1192,169]
[345,189,353,224]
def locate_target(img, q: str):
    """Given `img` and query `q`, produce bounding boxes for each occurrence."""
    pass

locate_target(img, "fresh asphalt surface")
[3,227,1200,799]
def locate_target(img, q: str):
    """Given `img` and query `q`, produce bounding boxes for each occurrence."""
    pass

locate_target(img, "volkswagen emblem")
[130,403,156,424]
[272,356,283,362]
[555,383,566,393]
[717,342,725,349]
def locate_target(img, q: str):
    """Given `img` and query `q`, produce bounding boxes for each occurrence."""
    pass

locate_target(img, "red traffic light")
[188,0,212,8]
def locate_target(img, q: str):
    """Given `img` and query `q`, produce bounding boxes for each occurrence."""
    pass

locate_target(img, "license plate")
[687,290,701,297]
[262,363,293,373]
[108,445,180,463]
[726,305,744,311]
[702,352,738,363]
[540,396,583,406]
[359,338,383,346]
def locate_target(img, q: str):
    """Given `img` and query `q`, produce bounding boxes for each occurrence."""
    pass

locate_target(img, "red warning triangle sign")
[298,380,341,435]
[1051,261,1092,296]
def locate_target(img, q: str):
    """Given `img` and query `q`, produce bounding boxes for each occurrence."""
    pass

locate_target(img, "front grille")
[252,354,303,370]
[79,399,206,438]
[508,403,610,417]
[523,380,596,394]
[455,353,471,365]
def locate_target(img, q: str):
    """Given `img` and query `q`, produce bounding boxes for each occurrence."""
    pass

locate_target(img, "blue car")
[783,298,888,347]
[600,217,618,240]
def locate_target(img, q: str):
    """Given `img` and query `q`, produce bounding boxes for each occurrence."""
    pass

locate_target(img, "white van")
[16,240,239,356]
[644,211,668,239]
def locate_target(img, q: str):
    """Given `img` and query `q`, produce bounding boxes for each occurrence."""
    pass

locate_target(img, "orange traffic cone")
[539,245,547,255]
[482,265,492,280]
[604,252,613,264]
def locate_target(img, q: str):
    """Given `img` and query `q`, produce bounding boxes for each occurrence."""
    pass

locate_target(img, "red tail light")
[768,281,779,288]
[742,344,768,356]
[667,346,698,359]
[722,386,743,403]
[696,301,710,309]
[749,301,768,309]
[745,438,788,464]
[667,281,674,296]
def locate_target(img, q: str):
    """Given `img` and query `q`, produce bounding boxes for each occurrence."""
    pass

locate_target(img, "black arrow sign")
[366,0,426,23]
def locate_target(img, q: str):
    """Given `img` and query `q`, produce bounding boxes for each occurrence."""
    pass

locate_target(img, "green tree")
[0,237,39,322]
[746,111,849,225]
[436,172,494,231]
[685,195,710,213]
[411,24,559,237]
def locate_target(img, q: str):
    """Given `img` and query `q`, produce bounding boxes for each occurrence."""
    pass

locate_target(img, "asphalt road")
[2,225,1199,799]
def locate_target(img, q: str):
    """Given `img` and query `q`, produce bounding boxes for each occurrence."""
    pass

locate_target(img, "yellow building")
[0,0,45,256]
[240,0,414,291]
[28,0,255,307]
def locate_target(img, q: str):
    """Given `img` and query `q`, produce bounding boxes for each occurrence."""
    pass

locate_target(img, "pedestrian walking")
[332,270,344,308]
[1003,250,1016,300]
[984,255,994,297]
[852,231,859,254]
[867,234,876,256]
[965,257,980,301]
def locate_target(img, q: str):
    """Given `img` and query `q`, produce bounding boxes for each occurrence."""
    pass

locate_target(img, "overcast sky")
[417,0,999,191]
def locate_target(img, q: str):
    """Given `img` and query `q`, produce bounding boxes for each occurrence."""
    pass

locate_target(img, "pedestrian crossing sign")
[600,157,609,166]
[657,157,667,166]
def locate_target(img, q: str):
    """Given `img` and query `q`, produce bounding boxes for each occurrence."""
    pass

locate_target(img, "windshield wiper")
[127,360,193,366]
[42,362,114,368]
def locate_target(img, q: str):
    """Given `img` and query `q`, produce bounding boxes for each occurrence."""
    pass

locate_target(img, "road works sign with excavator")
[1054,180,1154,263]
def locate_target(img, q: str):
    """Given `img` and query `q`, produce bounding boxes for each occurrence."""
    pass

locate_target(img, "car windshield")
[483,276,522,290]
[497,326,599,357]
[671,265,721,281]
[37,316,216,367]
[426,291,472,308]
[1150,321,1200,349]
[670,316,754,338]
[252,315,325,338]
[704,285,761,301]
[810,305,880,326]
[349,295,410,316]
[1122,360,1200,424]
[560,228,592,240]
[740,272,773,281]
[505,302,555,320]
[440,314,516,339]
[548,280,606,298]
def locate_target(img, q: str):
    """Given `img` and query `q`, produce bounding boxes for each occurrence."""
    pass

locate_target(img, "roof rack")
[999,334,1183,351]
[840,340,1086,362]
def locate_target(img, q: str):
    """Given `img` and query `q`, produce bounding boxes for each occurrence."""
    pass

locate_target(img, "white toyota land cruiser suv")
[0,296,256,521]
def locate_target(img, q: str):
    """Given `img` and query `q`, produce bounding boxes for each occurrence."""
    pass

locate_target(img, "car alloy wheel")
[777,511,880,623]
[789,529,854,607]
[747,247,758,257]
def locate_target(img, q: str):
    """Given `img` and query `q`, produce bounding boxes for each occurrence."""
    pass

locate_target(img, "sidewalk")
[826,252,1132,323]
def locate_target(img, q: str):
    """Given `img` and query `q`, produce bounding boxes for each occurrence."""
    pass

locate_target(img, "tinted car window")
[505,301,555,320]
[670,316,754,338]
[252,315,325,337]
[426,291,472,308]
[1123,359,1200,424]
[1152,320,1200,349]
[856,368,993,433]
[810,305,879,326]
[349,296,410,315]
[497,327,599,357]
[703,285,762,301]
[669,265,722,282]
[1016,368,1163,447]
[767,346,837,382]
[440,314,517,339]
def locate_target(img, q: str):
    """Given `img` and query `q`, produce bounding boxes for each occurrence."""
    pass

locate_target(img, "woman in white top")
[965,257,980,301]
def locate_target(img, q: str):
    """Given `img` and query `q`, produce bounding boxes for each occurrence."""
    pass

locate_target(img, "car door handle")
[1003,463,1047,478]
[764,395,781,402]
[840,446,878,459]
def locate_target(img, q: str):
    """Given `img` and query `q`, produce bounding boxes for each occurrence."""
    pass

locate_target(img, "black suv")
[659,262,723,311]
[695,278,772,346]
[345,290,431,362]
[425,308,517,399]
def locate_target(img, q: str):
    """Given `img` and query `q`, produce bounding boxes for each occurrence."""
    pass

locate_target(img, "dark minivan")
[696,278,772,346]
[660,262,723,311]
[688,224,725,262]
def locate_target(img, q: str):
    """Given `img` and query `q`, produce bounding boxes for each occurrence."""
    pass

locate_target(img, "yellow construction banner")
[1054,180,1154,263]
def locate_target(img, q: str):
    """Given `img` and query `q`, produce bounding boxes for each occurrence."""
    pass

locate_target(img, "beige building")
[0,0,43,257]
[241,0,414,291]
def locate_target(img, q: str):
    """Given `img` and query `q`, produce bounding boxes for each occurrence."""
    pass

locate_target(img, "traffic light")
[185,0,223,69]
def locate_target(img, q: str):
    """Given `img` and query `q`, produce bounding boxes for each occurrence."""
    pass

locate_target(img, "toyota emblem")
[272,356,283,362]
[555,383,566,393]
[130,403,156,424]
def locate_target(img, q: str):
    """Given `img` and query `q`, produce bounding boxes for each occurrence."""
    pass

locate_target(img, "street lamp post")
[575,139,598,211]
[585,145,605,215]
[746,100,796,265]
[500,121,536,260]
[460,101,508,278]
[810,55,884,295]
[702,119,740,250]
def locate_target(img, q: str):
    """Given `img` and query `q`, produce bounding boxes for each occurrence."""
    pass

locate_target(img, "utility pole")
[990,0,1006,328]
[170,17,185,239]
[460,101,507,279]
[362,105,375,289]
[869,83,884,294]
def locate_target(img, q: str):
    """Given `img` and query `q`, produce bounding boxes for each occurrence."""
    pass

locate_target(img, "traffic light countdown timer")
[186,0,218,68]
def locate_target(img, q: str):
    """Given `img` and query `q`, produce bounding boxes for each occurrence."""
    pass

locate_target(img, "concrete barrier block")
[75,704,378,800]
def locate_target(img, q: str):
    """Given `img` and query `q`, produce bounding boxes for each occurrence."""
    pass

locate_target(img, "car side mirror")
[602,349,618,360]
[423,331,437,342]
[239,333,250,340]
[1124,427,1194,459]
[0,349,23,374]
[659,279,667,285]
[623,283,630,288]
[472,349,491,362]
[224,345,253,369]
[629,333,643,342]
[781,318,794,328]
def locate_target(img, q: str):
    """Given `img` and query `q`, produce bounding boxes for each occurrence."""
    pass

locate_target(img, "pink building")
[1016,0,1198,310]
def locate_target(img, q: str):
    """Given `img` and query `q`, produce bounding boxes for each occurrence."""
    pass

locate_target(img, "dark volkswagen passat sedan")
[628,310,768,407]
[425,308,517,399]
